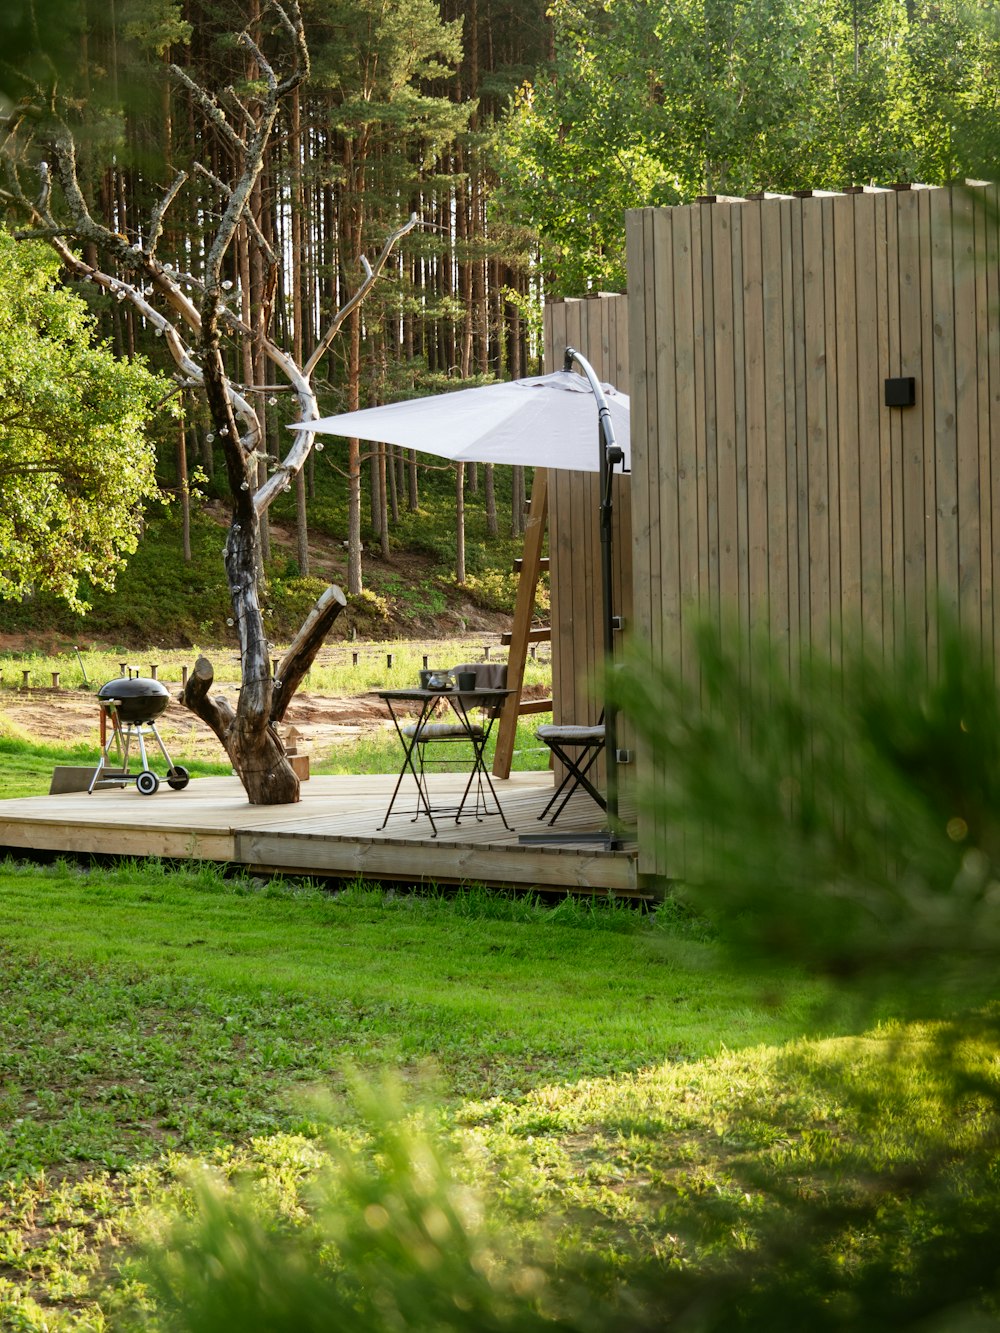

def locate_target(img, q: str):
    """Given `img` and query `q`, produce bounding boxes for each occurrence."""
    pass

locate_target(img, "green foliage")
[141,1086,564,1333]
[615,618,1000,1015]
[608,613,1000,1328]
[0,234,171,611]
[497,0,1000,292]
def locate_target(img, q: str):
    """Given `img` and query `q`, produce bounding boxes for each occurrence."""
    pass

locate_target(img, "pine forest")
[3,0,1000,616]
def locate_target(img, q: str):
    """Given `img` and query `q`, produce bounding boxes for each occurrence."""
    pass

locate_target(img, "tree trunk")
[295,471,309,573]
[183,336,350,806]
[290,84,310,575]
[378,442,390,558]
[387,444,399,524]
[512,465,525,537]
[485,461,497,538]
[193,323,300,805]
[178,414,191,562]
[455,461,466,584]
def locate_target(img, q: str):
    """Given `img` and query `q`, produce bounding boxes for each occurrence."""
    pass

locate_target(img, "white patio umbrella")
[288,369,630,472]
[290,353,629,847]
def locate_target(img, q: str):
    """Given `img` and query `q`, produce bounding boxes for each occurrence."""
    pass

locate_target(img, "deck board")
[0,773,643,895]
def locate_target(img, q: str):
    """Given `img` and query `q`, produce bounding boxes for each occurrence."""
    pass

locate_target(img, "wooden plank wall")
[625,184,1000,878]
[544,297,632,769]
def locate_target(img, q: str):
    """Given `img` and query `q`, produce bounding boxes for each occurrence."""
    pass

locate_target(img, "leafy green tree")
[497,0,1000,293]
[0,232,168,610]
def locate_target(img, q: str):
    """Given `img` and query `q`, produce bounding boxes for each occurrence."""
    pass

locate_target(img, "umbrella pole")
[598,423,621,846]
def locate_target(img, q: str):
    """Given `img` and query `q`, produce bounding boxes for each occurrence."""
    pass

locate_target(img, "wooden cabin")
[539,184,1000,883]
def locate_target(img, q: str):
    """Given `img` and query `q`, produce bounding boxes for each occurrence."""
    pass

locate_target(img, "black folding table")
[376,687,513,837]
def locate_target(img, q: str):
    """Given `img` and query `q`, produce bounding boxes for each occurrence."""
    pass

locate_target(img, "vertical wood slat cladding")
[544,296,633,788]
[626,184,1000,879]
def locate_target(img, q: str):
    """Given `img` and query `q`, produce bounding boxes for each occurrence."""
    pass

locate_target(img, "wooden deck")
[0,772,644,896]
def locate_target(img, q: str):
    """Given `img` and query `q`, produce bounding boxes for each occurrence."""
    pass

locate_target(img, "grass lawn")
[0,859,826,1326]
[0,719,550,801]
[0,735,232,801]
[1,859,992,1329]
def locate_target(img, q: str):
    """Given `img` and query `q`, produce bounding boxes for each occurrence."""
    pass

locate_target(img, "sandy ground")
[0,684,392,762]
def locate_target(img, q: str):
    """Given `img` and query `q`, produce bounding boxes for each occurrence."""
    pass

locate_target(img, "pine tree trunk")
[378,443,390,558]
[512,465,525,537]
[455,462,466,584]
[178,414,191,562]
[485,462,497,537]
[387,444,399,524]
[408,449,419,511]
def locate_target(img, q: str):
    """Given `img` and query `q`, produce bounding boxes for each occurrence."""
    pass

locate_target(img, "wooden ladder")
[492,470,552,779]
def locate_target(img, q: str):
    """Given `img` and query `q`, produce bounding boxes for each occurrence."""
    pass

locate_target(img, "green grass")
[0,859,839,1328]
[0,734,232,801]
[0,861,994,1329]
[0,638,552,696]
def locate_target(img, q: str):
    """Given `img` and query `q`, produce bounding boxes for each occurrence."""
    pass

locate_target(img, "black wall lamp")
[885,376,916,407]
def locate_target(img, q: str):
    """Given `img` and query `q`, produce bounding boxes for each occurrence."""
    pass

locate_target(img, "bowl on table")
[419,669,452,690]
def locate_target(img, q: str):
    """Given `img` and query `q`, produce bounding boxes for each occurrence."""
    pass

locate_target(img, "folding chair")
[535,713,607,826]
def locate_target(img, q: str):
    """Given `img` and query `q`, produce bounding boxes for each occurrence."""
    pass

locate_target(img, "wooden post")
[150,664,158,680]
[493,468,549,778]
[119,662,127,675]
[182,665,189,687]
[387,652,394,669]
[51,671,60,688]
[22,670,30,687]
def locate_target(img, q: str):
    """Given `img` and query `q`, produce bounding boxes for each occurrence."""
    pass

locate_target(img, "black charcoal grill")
[88,676,190,796]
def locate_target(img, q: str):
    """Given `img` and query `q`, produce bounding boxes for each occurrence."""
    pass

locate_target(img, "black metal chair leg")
[536,739,607,825]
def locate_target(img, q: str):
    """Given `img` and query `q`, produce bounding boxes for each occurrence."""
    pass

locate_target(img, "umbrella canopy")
[289,370,630,472]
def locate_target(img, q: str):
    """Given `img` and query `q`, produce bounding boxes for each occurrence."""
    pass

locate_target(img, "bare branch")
[36,157,52,215]
[11,225,73,240]
[238,31,278,93]
[270,2,301,50]
[181,657,236,744]
[147,170,189,255]
[195,161,277,268]
[251,214,417,515]
[304,212,419,379]
[271,585,347,721]
[168,64,243,154]
[42,236,263,458]
[270,1,310,90]
[218,86,255,134]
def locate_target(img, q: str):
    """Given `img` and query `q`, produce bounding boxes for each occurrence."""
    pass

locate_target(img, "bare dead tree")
[2,1,416,804]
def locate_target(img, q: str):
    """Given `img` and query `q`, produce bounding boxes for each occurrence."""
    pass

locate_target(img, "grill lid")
[98,676,170,722]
